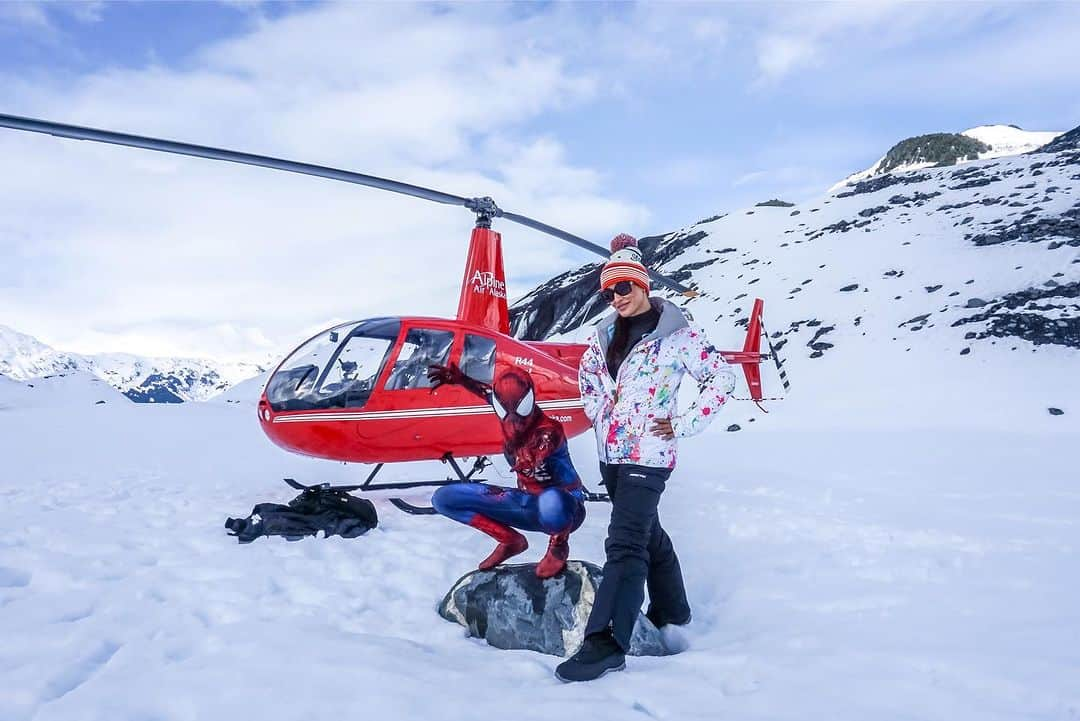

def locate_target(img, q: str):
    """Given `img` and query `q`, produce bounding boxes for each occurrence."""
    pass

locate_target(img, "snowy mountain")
[511,122,1079,428]
[0,325,264,402]
[829,124,1062,192]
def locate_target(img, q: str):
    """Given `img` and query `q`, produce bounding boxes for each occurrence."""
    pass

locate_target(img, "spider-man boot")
[535,531,570,579]
[470,515,528,570]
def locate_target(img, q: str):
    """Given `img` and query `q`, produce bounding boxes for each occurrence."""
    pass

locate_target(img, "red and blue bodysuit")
[427,365,585,578]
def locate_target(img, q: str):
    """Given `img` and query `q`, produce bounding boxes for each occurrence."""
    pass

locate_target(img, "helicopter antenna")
[0,112,692,294]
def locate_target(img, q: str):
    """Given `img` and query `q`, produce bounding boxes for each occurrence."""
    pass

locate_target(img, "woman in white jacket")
[556,234,736,683]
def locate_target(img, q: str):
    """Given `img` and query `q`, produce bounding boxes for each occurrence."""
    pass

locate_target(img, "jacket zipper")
[610,334,658,415]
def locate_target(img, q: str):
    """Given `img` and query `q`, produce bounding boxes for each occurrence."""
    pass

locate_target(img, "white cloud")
[0,3,679,363]
[750,1,1024,83]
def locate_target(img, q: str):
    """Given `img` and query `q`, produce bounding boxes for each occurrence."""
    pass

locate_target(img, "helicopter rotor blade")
[500,210,694,295]
[0,112,470,208]
[0,112,695,295]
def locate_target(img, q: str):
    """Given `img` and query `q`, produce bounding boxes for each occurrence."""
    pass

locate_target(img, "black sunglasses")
[599,280,635,304]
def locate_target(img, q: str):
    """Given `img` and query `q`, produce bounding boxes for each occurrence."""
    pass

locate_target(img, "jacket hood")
[596,297,689,356]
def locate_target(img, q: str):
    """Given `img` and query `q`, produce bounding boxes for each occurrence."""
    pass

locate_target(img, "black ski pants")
[583,462,691,651]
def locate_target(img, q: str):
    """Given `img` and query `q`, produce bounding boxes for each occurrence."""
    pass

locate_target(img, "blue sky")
[1,1,1078,362]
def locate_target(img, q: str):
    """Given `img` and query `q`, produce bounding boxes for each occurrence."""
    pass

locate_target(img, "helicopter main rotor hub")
[465,196,503,228]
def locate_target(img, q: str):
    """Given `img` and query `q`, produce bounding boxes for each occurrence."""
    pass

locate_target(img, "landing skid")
[283,454,490,516]
[283,453,610,516]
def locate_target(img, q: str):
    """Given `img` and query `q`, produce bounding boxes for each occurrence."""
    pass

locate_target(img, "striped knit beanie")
[599,233,650,291]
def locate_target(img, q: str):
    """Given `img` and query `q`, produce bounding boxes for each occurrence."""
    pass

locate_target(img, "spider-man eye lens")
[492,396,508,420]
[516,388,534,416]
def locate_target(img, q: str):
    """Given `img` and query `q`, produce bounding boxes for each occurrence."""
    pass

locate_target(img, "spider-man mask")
[491,369,538,434]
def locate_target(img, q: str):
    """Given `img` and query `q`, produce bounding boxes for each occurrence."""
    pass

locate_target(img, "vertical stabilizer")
[742,298,765,402]
[456,227,509,334]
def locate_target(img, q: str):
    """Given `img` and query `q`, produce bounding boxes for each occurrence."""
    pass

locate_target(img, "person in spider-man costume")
[426,364,585,579]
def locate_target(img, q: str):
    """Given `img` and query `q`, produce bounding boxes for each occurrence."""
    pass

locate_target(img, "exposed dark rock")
[889,191,942,205]
[951,176,998,190]
[960,347,971,355]
[680,258,719,273]
[756,199,795,207]
[124,374,191,403]
[901,314,931,328]
[925,285,942,293]
[939,197,1005,211]
[967,202,1080,247]
[839,284,859,292]
[952,282,1080,348]
[858,206,890,218]
[836,172,931,198]
[726,424,741,432]
[812,219,859,236]
[1048,407,1065,416]
[807,325,836,352]
[1036,125,1080,154]
[438,561,668,658]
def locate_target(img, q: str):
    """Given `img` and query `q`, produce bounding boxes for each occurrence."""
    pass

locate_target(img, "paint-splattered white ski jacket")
[578,298,737,469]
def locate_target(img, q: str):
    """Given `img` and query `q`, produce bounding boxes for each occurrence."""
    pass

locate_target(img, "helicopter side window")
[461,334,496,385]
[385,328,454,390]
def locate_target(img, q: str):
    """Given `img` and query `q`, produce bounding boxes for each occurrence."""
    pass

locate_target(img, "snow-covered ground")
[0,378,1076,720]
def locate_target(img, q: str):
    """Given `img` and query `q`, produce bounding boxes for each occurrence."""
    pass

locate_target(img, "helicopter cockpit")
[265,318,401,411]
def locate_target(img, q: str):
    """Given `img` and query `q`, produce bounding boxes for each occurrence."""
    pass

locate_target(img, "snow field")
[1,398,1076,720]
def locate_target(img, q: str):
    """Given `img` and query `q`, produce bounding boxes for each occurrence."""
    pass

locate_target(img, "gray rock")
[1049,407,1064,416]
[437,560,668,658]
[966,298,988,308]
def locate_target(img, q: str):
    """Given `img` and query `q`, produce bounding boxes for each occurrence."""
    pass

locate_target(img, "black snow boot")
[554,630,625,683]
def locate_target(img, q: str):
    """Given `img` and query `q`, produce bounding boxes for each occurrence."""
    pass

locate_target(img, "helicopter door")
[460,333,496,385]
[383,327,456,391]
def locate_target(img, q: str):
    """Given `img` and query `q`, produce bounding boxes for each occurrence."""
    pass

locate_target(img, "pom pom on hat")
[610,233,638,253]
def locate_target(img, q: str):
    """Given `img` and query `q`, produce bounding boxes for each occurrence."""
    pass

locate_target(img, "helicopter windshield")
[265,318,400,411]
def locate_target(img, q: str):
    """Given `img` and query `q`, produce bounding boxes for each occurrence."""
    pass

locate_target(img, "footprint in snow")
[0,566,31,588]
[38,640,121,703]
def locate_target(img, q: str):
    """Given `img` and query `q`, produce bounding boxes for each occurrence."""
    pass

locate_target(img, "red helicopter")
[0,113,788,513]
